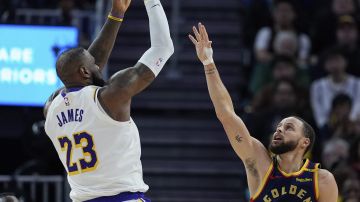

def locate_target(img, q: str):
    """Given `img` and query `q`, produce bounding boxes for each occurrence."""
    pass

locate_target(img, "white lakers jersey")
[44,86,149,202]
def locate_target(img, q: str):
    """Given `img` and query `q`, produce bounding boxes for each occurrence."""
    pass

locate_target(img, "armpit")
[245,158,259,179]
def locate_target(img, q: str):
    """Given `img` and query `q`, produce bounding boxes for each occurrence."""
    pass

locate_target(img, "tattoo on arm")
[235,134,243,143]
[110,63,155,96]
[205,68,216,74]
[245,158,259,178]
[135,64,156,84]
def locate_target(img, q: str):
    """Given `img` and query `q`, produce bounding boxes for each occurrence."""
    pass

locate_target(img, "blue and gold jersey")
[250,158,320,202]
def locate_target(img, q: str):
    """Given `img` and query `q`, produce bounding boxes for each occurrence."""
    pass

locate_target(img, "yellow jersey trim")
[314,163,320,200]
[251,161,274,200]
[277,159,310,177]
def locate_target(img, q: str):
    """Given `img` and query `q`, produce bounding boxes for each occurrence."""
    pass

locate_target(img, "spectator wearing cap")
[310,48,360,128]
[336,15,360,77]
[311,0,358,54]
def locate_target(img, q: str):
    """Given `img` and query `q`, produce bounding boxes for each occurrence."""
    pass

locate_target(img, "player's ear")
[302,138,310,149]
[79,66,91,79]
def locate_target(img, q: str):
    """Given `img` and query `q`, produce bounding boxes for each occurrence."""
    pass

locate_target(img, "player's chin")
[269,140,284,151]
[271,139,283,146]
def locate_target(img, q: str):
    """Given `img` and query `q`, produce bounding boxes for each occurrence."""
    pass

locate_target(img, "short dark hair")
[331,93,352,109]
[292,116,316,155]
[55,47,86,80]
[323,46,346,62]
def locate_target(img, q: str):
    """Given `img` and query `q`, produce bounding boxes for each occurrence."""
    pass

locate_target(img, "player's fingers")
[201,24,210,42]
[193,26,201,41]
[207,41,212,48]
[198,23,204,39]
[188,34,198,45]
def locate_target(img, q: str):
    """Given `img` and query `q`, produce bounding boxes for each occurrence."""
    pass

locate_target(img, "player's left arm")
[87,0,131,71]
[318,169,338,202]
[98,0,173,120]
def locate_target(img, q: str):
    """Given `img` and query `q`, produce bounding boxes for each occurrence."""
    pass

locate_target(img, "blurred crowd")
[242,0,360,201]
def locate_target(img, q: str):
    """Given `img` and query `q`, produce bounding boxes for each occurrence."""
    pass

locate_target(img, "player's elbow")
[156,36,174,54]
[163,38,174,56]
[156,42,174,62]
[215,108,235,123]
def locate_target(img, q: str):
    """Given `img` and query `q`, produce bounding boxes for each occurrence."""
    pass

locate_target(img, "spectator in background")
[336,15,360,77]
[319,93,354,142]
[254,0,311,66]
[341,178,360,202]
[310,48,360,128]
[322,137,350,170]
[349,136,360,173]
[248,79,309,146]
[0,193,19,202]
[273,31,298,57]
[242,0,272,48]
[250,54,309,94]
[312,0,357,53]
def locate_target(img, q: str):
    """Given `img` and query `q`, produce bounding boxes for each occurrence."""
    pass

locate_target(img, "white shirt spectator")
[254,27,311,63]
[310,75,360,128]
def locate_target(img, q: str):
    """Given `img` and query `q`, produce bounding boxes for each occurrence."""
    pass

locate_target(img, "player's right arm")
[189,23,272,195]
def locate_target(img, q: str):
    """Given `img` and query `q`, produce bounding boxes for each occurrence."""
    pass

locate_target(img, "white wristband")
[202,58,214,65]
[201,47,214,65]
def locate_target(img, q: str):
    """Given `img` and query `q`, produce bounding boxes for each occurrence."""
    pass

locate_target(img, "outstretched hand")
[112,0,132,16]
[188,23,213,65]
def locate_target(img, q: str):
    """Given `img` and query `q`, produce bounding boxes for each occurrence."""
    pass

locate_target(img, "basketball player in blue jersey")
[189,23,338,202]
[43,0,173,201]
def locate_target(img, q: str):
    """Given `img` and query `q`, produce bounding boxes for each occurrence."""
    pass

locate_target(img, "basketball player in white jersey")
[43,0,173,201]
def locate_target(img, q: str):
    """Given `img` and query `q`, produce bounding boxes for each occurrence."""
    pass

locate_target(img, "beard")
[269,139,298,155]
[92,73,106,87]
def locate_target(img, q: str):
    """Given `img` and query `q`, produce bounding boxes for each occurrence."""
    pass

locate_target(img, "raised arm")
[189,23,271,195]
[99,0,173,120]
[87,0,131,71]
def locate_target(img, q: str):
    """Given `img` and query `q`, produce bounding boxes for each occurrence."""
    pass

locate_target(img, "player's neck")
[276,153,305,174]
[65,82,87,89]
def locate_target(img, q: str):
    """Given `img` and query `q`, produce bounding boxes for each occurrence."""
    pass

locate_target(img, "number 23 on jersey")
[57,131,98,176]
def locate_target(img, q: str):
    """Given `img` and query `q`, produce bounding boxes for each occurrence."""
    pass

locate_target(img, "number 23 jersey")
[45,86,149,202]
